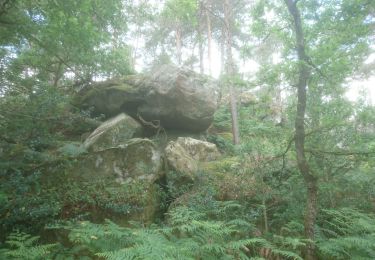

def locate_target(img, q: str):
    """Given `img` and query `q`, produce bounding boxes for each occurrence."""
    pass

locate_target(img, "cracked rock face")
[78,65,219,132]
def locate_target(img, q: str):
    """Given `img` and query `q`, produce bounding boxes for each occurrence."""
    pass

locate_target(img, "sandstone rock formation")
[76,138,162,184]
[67,67,226,224]
[78,65,219,132]
[165,137,220,175]
[164,137,220,193]
[78,78,146,118]
[165,140,198,180]
[136,65,219,132]
[83,113,143,152]
[69,138,163,223]
[174,137,220,161]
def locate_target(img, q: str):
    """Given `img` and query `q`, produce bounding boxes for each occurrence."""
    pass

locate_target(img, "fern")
[317,208,375,259]
[0,231,57,260]
[269,248,303,260]
[59,202,304,259]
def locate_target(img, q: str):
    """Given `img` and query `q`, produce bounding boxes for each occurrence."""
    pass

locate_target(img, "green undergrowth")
[2,203,375,259]
[1,201,310,260]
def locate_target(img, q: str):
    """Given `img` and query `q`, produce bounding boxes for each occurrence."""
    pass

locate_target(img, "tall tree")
[283,1,316,258]
[279,0,375,258]
[223,0,240,145]
[197,0,205,73]
[205,0,213,75]
[151,0,197,67]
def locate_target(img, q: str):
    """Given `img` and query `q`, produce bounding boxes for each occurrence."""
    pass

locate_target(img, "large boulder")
[164,141,198,198]
[164,137,220,195]
[174,137,220,161]
[136,65,219,132]
[77,65,219,132]
[67,138,163,223]
[165,137,220,176]
[165,141,198,177]
[76,138,162,183]
[83,113,143,152]
[77,78,147,118]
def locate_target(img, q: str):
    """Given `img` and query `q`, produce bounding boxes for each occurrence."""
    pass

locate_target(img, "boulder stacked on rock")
[78,65,219,132]
[65,65,226,224]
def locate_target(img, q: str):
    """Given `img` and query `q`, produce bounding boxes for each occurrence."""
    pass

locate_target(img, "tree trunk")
[53,61,63,87]
[220,29,225,76]
[283,1,317,259]
[224,0,240,145]
[205,0,212,76]
[175,24,182,65]
[198,35,204,73]
[262,198,269,233]
[198,1,204,74]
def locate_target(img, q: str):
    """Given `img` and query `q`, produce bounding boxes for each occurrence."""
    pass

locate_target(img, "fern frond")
[270,248,303,260]
[227,238,270,250]
[2,231,57,260]
[317,208,375,259]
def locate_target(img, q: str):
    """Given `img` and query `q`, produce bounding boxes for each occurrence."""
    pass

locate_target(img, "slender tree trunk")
[198,1,204,74]
[53,61,63,87]
[262,198,269,233]
[198,34,204,73]
[284,1,317,259]
[175,24,182,66]
[275,85,284,124]
[205,0,212,76]
[220,30,225,76]
[224,0,240,145]
[132,27,140,70]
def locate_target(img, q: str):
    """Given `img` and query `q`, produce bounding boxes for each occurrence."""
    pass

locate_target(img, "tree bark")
[220,29,225,76]
[198,33,204,73]
[223,0,240,145]
[52,61,63,87]
[262,198,269,233]
[175,24,182,65]
[283,1,318,259]
[198,1,204,74]
[205,0,212,76]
